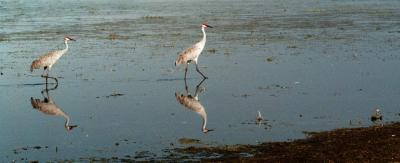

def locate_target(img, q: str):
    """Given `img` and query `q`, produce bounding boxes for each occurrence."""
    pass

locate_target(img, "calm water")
[1,0,400,161]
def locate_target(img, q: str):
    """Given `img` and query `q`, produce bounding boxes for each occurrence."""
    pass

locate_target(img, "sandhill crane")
[175,23,213,79]
[30,36,76,83]
[30,83,77,132]
[175,78,211,133]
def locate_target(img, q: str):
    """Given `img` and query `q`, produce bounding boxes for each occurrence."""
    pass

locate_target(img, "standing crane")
[30,36,76,83]
[175,23,213,79]
[30,83,77,132]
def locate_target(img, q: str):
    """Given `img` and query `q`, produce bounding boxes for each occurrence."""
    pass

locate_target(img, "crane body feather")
[175,27,207,66]
[30,37,72,74]
[30,50,66,72]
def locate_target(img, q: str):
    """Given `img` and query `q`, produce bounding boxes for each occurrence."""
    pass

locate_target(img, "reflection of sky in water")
[1,0,400,160]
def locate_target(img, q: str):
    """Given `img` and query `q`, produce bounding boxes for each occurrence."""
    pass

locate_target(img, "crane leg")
[195,63,208,79]
[184,76,189,93]
[41,66,48,78]
[48,76,58,85]
[184,64,189,80]
[41,66,58,84]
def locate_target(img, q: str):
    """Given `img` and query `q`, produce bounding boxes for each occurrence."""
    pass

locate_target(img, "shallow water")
[1,0,400,161]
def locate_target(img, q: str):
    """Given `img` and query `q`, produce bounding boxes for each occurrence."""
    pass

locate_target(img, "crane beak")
[66,125,78,132]
[65,36,76,41]
[206,25,213,28]
[203,128,214,133]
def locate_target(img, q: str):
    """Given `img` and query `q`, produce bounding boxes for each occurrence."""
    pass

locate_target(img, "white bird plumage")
[371,108,382,121]
[175,23,213,79]
[30,36,75,80]
[257,111,263,121]
[256,111,263,124]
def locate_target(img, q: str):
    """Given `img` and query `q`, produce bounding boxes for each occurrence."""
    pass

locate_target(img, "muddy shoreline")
[50,122,400,162]
[169,122,400,162]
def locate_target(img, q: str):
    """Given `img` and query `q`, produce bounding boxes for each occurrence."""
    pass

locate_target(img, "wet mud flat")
[169,122,400,162]
[42,122,400,162]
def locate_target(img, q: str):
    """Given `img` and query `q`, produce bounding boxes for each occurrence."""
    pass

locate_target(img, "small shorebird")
[30,83,77,132]
[256,111,263,123]
[175,23,213,79]
[175,78,211,133]
[371,108,382,121]
[30,36,76,83]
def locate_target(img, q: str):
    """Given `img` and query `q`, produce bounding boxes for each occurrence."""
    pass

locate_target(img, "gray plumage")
[175,24,212,79]
[30,36,75,77]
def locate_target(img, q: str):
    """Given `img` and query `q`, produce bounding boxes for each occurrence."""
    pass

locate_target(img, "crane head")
[201,23,213,28]
[202,128,214,133]
[65,125,78,132]
[64,36,76,41]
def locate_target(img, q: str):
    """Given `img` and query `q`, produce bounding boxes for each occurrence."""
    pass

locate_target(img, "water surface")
[1,0,400,161]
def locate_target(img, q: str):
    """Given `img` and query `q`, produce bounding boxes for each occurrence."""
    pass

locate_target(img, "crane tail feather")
[30,60,40,72]
[175,53,187,66]
[30,97,40,109]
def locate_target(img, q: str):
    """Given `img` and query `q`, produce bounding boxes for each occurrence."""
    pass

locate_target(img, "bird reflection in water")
[175,78,212,133]
[30,83,78,132]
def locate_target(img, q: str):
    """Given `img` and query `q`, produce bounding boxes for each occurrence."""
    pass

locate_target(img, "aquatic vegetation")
[108,33,129,40]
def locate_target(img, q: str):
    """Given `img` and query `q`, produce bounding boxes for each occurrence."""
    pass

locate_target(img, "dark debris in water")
[100,92,125,98]
[266,56,275,63]
[13,146,48,155]
[207,48,217,54]
[141,15,164,19]
[114,139,134,146]
[156,78,182,82]
[76,152,157,162]
[107,33,129,40]
[0,35,7,42]
[241,120,272,129]
[258,84,290,90]
[134,151,157,159]
[179,138,202,145]
[232,93,255,98]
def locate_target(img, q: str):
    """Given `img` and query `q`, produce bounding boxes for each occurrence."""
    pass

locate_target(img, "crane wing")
[175,44,202,65]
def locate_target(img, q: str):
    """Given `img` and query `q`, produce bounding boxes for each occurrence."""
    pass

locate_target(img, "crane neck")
[64,115,70,127]
[199,108,207,132]
[64,40,69,51]
[202,116,207,131]
[201,27,206,43]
